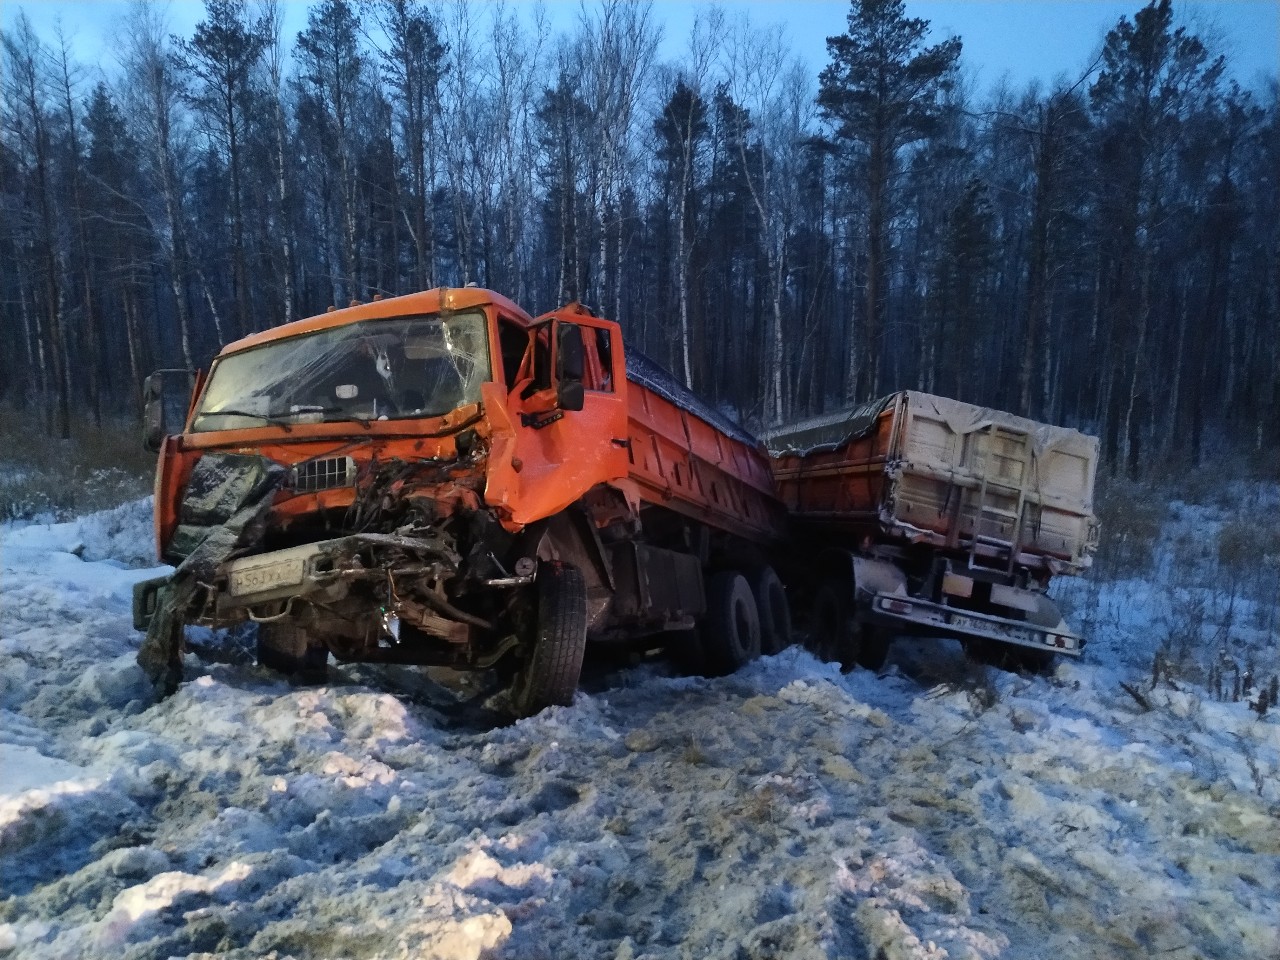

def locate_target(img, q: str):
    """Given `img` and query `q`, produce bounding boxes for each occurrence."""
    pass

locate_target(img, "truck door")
[499,316,629,524]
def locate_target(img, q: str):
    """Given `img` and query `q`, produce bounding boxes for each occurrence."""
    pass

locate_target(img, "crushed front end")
[135,295,547,691]
[136,448,539,681]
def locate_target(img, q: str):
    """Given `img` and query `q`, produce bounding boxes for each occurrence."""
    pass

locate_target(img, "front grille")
[292,456,356,493]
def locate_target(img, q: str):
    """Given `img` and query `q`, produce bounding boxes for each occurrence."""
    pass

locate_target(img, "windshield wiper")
[194,409,294,432]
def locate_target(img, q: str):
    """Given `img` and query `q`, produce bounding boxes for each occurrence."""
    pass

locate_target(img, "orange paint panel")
[153,436,191,561]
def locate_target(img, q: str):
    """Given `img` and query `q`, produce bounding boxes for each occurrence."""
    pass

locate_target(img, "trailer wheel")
[511,561,588,718]
[858,627,891,672]
[703,571,762,675]
[964,639,1054,675]
[257,623,329,684]
[749,566,793,655]
[809,580,888,672]
[808,581,847,664]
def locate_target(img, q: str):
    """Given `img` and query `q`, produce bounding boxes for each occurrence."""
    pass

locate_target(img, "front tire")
[511,561,588,718]
[703,571,762,676]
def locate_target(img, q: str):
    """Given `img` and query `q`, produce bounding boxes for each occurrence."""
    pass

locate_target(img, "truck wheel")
[809,581,847,664]
[809,580,888,672]
[667,627,709,676]
[511,561,588,718]
[858,627,892,672]
[257,623,329,684]
[749,566,792,655]
[965,639,1054,675]
[703,571,762,676]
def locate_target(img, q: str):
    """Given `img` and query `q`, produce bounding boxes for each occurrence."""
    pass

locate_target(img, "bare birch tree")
[2,14,70,435]
[120,3,205,367]
[576,0,659,316]
[720,17,811,423]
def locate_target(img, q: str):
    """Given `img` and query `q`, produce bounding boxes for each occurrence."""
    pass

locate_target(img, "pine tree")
[177,0,267,338]
[1090,0,1223,476]
[818,0,961,401]
[367,0,447,291]
[296,0,365,302]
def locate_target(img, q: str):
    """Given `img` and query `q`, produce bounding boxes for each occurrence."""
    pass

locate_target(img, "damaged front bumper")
[137,532,460,627]
[134,531,535,648]
[215,532,457,614]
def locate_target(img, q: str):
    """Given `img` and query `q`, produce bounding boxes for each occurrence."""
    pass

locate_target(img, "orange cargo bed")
[622,351,784,544]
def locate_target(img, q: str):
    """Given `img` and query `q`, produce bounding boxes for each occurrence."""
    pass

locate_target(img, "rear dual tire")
[702,571,763,676]
[748,565,793,656]
[678,566,792,677]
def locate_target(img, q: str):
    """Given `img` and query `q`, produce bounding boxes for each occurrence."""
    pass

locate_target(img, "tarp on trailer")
[759,394,897,456]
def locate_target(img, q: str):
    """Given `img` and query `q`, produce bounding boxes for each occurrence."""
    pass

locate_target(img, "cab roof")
[219,287,534,357]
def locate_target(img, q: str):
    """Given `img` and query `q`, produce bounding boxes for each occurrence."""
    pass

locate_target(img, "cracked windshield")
[192,311,490,431]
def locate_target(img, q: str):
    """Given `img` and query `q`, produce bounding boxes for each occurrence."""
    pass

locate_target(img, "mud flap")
[136,455,285,696]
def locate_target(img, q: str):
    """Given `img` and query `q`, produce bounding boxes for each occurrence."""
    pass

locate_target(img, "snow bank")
[2,494,1278,958]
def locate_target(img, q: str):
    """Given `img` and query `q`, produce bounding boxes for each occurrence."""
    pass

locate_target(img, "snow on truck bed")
[2,499,1278,960]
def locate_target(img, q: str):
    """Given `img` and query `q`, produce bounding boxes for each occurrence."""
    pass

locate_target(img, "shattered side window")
[588,327,615,393]
[498,317,530,390]
[192,311,491,431]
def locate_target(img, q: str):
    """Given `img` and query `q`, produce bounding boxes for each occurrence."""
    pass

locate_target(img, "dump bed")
[765,392,1099,576]
[622,350,785,544]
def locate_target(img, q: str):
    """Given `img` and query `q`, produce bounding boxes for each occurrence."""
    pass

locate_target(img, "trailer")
[134,288,788,715]
[765,391,1100,671]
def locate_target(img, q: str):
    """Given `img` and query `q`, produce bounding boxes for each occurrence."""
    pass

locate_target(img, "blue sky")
[2,0,1276,92]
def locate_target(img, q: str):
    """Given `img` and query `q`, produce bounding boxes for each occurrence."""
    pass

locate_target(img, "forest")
[1,0,1276,477]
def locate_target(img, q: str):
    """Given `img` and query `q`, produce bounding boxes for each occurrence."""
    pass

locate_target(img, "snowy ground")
[2,493,1279,959]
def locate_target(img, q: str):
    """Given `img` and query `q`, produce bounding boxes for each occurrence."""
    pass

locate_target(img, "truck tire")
[667,627,709,676]
[964,639,1054,675]
[749,565,792,655]
[809,579,889,672]
[511,561,588,718]
[703,571,762,676]
[257,623,329,684]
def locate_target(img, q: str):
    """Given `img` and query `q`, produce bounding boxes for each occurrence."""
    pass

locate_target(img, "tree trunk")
[228,112,249,338]
[864,138,887,400]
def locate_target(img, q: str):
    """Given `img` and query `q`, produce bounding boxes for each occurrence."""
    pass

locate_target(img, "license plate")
[950,613,1035,644]
[229,558,305,596]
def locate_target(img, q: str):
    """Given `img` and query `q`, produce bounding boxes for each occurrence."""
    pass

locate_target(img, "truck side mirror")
[556,324,586,412]
[142,369,195,452]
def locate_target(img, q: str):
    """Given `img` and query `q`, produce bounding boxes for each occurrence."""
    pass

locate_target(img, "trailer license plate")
[950,613,1034,644]
[229,558,305,596]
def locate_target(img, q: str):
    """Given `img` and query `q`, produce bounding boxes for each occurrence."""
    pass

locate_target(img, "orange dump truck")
[765,392,1100,671]
[134,287,788,715]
